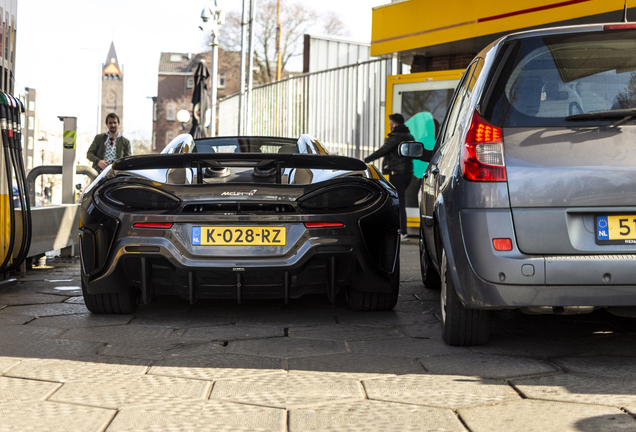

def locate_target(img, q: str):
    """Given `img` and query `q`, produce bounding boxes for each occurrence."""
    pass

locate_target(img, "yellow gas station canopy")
[371,0,629,58]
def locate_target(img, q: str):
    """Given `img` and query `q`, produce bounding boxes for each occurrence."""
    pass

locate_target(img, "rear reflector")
[463,111,507,182]
[492,238,513,251]
[604,23,636,30]
[304,222,344,228]
[133,222,173,229]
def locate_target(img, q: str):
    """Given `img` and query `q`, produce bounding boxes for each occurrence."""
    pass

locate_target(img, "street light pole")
[200,1,225,137]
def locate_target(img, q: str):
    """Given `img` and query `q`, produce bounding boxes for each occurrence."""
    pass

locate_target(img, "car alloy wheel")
[440,249,491,346]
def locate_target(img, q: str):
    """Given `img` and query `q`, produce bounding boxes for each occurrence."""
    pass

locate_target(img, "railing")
[218,58,392,159]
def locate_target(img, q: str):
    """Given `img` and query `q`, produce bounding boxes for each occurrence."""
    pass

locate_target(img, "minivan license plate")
[192,226,286,246]
[596,216,636,244]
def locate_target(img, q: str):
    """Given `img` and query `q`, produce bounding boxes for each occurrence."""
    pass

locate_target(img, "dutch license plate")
[596,215,636,244]
[192,226,286,246]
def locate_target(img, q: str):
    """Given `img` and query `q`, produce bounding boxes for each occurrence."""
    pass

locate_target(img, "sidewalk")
[0,243,635,431]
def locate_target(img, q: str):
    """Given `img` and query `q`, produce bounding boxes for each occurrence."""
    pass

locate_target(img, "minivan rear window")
[485,30,636,127]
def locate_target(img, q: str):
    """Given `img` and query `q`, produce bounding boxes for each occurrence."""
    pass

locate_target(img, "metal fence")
[218,58,392,159]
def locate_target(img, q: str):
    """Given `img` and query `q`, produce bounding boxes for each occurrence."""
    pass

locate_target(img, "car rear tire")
[82,279,140,314]
[420,228,440,290]
[346,265,400,311]
[440,250,490,346]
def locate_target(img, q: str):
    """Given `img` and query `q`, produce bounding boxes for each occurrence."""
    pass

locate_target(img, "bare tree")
[216,0,349,84]
[322,11,350,37]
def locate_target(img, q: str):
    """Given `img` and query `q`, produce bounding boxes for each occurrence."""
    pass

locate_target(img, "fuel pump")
[0,92,30,274]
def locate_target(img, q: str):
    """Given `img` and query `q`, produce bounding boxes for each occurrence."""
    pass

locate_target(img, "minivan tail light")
[462,111,507,182]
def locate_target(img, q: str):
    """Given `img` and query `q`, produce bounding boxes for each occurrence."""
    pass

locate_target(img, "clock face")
[106,92,116,104]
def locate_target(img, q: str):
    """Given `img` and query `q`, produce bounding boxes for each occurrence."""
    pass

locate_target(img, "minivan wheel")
[440,250,490,346]
[82,278,140,314]
[420,228,440,290]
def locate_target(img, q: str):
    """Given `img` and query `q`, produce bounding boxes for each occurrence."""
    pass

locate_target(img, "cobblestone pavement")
[1,241,636,431]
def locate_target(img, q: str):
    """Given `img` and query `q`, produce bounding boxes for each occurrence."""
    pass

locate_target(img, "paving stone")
[288,353,425,379]
[149,354,284,381]
[181,324,284,341]
[131,313,234,328]
[0,376,60,403]
[459,399,636,432]
[392,300,438,315]
[503,313,618,339]
[2,327,69,347]
[234,313,336,327]
[62,296,85,304]
[399,280,432,297]
[469,335,594,358]
[211,371,364,408]
[288,324,400,341]
[0,314,37,326]
[99,340,224,360]
[0,339,104,360]
[398,321,443,339]
[348,337,469,358]
[6,357,150,382]
[0,401,115,432]
[336,311,423,327]
[226,337,346,358]
[585,335,636,357]
[0,357,20,375]
[513,374,636,407]
[0,290,68,305]
[108,399,285,432]
[0,303,89,317]
[555,355,636,379]
[26,313,132,328]
[50,374,210,409]
[422,353,557,379]
[289,399,465,432]
[62,324,178,343]
[363,374,520,409]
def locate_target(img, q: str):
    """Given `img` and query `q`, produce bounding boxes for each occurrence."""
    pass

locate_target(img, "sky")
[15,0,388,141]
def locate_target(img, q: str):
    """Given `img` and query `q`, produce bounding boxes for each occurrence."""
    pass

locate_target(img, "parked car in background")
[79,134,401,314]
[402,22,636,346]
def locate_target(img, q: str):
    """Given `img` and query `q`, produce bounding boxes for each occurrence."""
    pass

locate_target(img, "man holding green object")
[364,113,414,237]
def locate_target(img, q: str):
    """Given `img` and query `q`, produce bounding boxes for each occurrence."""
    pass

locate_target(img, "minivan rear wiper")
[566,108,636,121]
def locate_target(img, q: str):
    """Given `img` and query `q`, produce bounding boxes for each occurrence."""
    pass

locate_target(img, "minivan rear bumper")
[453,209,636,308]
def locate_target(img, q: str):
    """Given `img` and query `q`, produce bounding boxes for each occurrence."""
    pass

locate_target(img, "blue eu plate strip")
[597,216,609,241]
[192,226,201,245]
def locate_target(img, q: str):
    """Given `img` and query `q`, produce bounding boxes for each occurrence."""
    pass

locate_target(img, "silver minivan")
[402,22,636,346]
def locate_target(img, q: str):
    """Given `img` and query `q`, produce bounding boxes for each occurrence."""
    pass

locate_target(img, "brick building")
[151,47,239,153]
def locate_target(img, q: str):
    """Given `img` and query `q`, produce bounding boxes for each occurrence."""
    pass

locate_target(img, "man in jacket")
[364,113,414,237]
[86,113,131,173]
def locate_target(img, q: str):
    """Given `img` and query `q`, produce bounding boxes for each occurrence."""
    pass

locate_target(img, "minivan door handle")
[431,167,440,175]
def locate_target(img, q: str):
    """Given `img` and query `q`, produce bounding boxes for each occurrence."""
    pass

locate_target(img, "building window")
[166,103,176,121]
[103,74,109,80]
[28,100,34,111]
[218,73,226,89]
[153,101,157,122]
[187,77,194,88]
[166,131,176,144]
[170,54,183,62]
[28,116,34,130]
[27,136,33,150]
[27,156,32,169]
[152,133,156,150]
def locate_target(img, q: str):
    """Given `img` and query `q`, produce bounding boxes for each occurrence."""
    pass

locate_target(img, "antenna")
[622,0,629,22]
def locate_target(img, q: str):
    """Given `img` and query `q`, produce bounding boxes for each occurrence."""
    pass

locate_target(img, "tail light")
[462,111,506,182]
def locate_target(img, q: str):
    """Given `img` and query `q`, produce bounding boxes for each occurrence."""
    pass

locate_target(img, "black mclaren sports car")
[79,134,400,313]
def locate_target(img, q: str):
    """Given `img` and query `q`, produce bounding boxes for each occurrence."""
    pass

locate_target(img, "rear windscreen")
[485,30,636,127]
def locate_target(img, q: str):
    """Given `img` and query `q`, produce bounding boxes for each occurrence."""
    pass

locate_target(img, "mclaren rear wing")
[112,153,368,184]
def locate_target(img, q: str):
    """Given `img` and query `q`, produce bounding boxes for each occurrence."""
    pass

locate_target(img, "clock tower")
[100,42,124,132]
